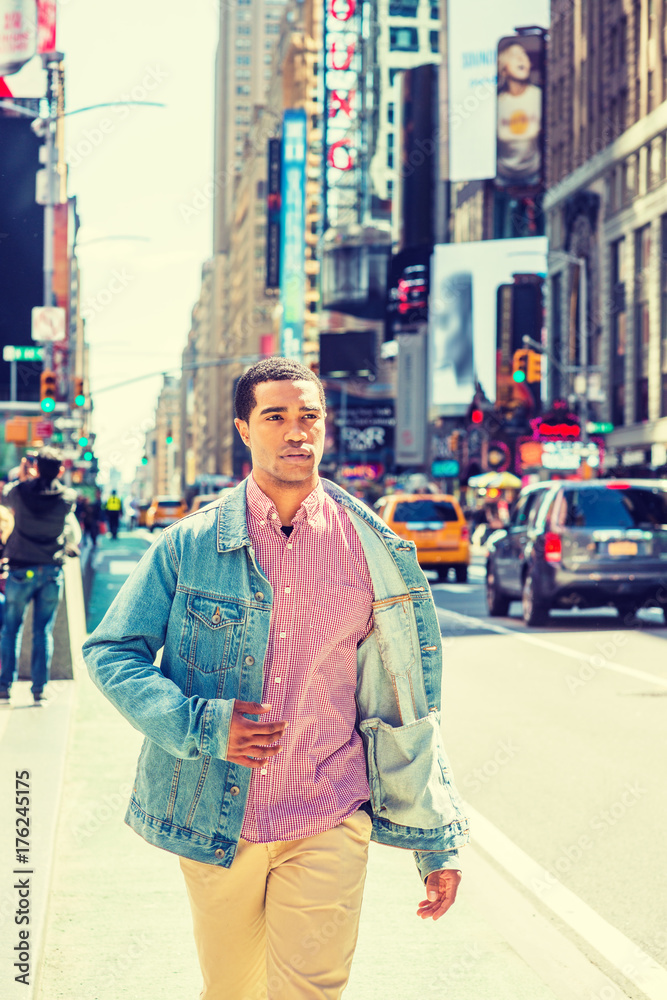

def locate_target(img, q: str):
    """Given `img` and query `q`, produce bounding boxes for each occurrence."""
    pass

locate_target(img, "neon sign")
[324,0,362,226]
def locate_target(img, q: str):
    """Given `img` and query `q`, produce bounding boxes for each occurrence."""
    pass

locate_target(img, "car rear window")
[393,500,459,523]
[561,487,667,529]
[157,500,182,509]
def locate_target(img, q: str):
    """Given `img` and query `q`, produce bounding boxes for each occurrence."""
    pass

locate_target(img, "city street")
[0,539,659,1000]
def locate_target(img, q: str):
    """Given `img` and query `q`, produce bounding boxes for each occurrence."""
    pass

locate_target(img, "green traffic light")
[166,435,173,445]
[75,393,86,407]
[83,450,93,461]
[78,436,88,447]
[141,457,148,465]
[41,398,56,413]
[512,371,526,383]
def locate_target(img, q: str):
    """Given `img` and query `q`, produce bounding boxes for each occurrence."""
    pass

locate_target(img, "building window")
[389,27,419,51]
[662,215,667,415]
[387,102,394,124]
[389,67,403,86]
[610,26,617,72]
[389,0,419,15]
[236,55,250,65]
[430,30,439,52]
[634,225,651,422]
[430,5,439,19]
[236,85,250,95]
[648,70,655,111]
[611,238,627,427]
[620,16,627,64]
[387,151,394,169]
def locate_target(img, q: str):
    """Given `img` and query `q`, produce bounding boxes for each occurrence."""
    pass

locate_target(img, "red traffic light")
[471,409,484,424]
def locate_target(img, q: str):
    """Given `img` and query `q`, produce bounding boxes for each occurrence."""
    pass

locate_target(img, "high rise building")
[545,0,667,474]
[213,0,288,254]
[368,0,441,217]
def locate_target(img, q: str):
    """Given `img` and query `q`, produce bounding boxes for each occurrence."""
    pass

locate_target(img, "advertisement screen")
[429,237,547,414]
[496,33,545,190]
[319,331,376,379]
[279,109,306,360]
[446,0,548,182]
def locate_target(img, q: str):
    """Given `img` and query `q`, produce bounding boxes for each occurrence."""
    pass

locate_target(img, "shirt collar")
[246,473,326,529]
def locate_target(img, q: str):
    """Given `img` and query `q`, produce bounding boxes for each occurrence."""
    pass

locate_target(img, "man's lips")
[281,452,311,459]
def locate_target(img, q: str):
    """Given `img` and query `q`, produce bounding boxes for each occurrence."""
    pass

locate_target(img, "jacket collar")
[216,475,396,553]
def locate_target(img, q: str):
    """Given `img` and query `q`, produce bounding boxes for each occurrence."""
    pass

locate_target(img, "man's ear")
[234,418,250,448]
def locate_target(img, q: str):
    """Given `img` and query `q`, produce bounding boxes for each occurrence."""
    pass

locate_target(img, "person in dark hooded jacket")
[0,447,80,705]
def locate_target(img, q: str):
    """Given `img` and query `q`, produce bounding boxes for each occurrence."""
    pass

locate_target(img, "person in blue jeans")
[0,448,80,705]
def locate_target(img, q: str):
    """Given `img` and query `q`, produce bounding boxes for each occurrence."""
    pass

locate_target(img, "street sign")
[31,306,66,342]
[53,417,83,430]
[34,421,53,439]
[2,345,45,363]
[586,421,614,434]
[431,459,460,478]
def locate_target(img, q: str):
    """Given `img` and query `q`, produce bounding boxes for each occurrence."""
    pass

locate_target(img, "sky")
[10,0,220,485]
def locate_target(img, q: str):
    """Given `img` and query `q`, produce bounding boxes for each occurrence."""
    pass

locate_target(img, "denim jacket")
[83,479,469,881]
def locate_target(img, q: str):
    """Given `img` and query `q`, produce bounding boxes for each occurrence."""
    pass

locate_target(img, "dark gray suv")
[486,479,667,626]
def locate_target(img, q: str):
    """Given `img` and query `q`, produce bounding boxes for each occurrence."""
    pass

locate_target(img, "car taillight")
[544,532,562,563]
[606,482,630,489]
[460,525,469,542]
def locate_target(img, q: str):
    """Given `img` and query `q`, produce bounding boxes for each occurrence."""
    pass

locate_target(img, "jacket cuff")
[414,849,462,883]
[200,698,235,760]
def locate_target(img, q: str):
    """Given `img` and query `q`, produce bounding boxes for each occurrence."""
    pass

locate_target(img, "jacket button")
[244,655,255,665]
[255,591,265,601]
[214,848,225,858]
[230,785,240,795]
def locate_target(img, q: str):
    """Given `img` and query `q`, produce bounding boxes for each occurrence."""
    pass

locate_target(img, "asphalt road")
[429,559,667,998]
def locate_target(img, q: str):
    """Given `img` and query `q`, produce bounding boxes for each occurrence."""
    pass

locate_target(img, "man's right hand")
[226,701,287,768]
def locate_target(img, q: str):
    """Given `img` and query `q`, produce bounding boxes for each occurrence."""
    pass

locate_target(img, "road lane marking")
[467,803,667,1000]
[437,606,667,690]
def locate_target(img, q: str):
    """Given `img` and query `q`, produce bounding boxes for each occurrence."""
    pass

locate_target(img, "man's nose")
[284,422,307,441]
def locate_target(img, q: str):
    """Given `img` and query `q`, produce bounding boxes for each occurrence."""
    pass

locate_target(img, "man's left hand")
[417,869,462,921]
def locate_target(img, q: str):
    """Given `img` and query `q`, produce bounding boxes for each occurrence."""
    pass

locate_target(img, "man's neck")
[251,470,319,525]
[507,79,528,97]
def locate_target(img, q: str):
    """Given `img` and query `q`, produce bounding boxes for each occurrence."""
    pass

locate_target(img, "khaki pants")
[179,809,372,1000]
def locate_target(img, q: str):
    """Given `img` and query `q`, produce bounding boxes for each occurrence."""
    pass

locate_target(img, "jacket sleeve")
[82,530,235,762]
[414,849,462,883]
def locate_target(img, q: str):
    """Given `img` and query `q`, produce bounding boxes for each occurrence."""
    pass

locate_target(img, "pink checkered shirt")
[240,474,373,843]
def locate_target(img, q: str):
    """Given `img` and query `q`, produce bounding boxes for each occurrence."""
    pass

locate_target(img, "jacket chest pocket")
[179,596,246,673]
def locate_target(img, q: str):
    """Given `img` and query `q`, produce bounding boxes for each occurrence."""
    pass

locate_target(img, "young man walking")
[83,358,469,999]
[0,448,80,705]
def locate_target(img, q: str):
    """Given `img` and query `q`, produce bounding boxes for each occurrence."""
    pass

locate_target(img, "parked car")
[188,493,223,513]
[487,479,667,626]
[145,496,188,531]
[374,493,470,582]
[137,501,151,528]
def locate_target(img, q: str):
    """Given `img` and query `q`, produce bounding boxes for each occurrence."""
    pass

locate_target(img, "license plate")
[608,541,638,556]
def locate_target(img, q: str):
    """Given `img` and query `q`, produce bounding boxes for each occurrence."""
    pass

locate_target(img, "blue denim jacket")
[83,479,469,881]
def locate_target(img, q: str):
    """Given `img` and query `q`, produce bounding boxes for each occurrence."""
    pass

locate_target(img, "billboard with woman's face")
[429,237,547,414]
[495,34,545,190]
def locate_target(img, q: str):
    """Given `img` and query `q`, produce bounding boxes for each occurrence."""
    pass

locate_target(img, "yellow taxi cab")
[146,496,188,532]
[137,501,151,528]
[374,493,470,582]
[188,493,224,514]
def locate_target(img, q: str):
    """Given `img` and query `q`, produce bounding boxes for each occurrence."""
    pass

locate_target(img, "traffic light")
[166,427,173,445]
[141,456,148,466]
[78,435,88,447]
[512,349,529,383]
[471,409,484,425]
[73,376,85,407]
[527,350,542,383]
[40,370,57,413]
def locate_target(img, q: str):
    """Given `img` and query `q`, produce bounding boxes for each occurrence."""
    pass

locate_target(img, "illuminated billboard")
[323,0,363,228]
[429,237,547,414]
[496,33,545,190]
[279,110,306,360]
[446,0,548,182]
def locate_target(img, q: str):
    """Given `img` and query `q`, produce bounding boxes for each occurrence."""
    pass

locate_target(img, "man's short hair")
[234,357,326,424]
[36,447,64,483]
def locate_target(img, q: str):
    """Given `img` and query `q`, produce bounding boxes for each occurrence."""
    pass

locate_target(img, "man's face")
[234,379,326,487]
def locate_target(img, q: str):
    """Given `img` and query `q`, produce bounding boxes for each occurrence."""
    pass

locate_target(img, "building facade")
[545,0,667,474]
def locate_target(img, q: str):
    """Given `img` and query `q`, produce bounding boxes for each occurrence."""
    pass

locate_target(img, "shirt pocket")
[179,595,246,674]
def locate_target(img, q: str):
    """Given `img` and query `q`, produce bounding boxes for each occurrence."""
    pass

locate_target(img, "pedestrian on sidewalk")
[0,448,80,705]
[104,489,122,539]
[83,358,469,1000]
